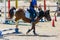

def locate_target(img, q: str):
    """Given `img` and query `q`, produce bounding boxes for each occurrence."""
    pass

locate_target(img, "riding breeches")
[30,9,37,22]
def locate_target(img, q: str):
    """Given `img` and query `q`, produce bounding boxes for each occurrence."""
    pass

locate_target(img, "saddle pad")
[25,10,30,19]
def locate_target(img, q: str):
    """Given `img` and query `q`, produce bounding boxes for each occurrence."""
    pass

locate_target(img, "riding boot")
[26,29,31,34]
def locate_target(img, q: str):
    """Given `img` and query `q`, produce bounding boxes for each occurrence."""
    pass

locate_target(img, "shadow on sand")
[3,32,57,37]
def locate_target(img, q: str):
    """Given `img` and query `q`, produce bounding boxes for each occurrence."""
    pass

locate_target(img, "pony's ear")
[48,10,50,14]
[39,10,44,17]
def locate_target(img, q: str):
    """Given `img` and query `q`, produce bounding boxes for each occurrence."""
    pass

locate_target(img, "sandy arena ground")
[0,13,60,40]
[0,0,60,40]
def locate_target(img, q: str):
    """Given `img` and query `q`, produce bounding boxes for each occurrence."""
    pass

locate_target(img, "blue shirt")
[30,0,37,10]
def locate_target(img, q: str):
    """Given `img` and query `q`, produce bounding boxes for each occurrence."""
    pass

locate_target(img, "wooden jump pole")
[8,0,10,18]
[44,0,46,11]
[15,0,18,8]
[4,0,6,20]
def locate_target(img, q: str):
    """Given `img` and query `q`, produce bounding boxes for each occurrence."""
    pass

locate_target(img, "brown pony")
[9,7,51,35]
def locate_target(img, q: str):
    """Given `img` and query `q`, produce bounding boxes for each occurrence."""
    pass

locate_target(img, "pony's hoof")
[33,31,38,35]
[34,33,38,36]
[33,32,38,36]
[26,29,31,35]
[26,32,28,35]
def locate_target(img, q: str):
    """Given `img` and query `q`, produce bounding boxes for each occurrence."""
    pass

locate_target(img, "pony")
[9,7,51,35]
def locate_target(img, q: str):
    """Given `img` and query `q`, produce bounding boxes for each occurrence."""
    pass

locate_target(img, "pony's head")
[44,10,51,21]
[38,10,51,21]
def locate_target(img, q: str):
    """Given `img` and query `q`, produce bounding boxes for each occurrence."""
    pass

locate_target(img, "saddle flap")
[25,10,30,19]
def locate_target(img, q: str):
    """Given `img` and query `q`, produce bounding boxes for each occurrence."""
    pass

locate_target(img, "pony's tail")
[9,7,16,19]
[9,11,14,19]
[9,10,16,19]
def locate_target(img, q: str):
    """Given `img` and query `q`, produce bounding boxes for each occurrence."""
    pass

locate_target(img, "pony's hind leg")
[15,18,20,28]
[15,18,21,33]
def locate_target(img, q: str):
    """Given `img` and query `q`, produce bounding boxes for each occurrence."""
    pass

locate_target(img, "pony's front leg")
[32,23,38,35]
[26,22,33,34]
[26,22,37,35]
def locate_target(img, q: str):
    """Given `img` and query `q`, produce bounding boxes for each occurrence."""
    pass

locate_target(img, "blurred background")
[0,0,60,17]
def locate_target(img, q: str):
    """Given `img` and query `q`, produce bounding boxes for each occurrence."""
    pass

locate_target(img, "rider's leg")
[26,10,35,34]
[31,10,38,35]
[33,10,37,18]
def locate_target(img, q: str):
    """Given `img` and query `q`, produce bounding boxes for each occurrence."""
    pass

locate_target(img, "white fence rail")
[0,5,57,13]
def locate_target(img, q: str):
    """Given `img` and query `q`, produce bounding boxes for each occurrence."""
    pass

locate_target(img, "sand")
[0,14,60,40]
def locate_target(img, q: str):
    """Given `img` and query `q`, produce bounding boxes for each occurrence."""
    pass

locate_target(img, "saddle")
[25,9,37,19]
[27,9,37,18]
[25,9,30,19]
[27,9,31,14]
